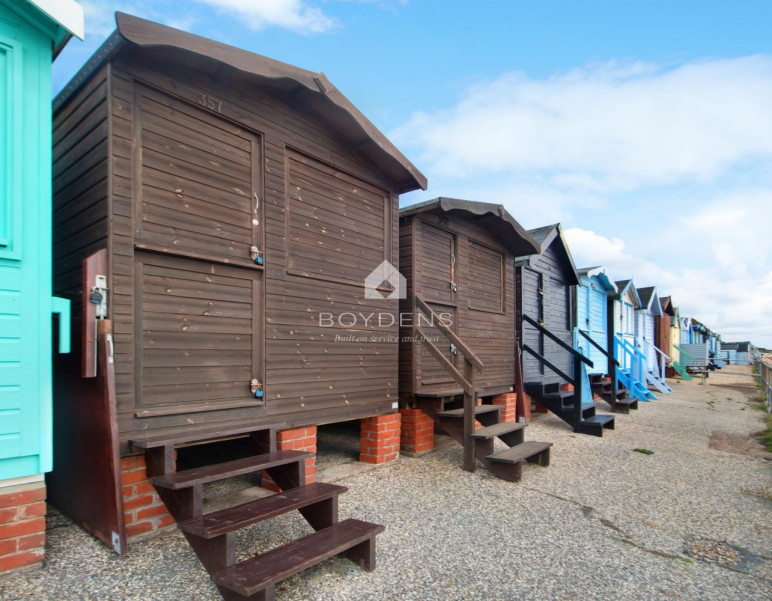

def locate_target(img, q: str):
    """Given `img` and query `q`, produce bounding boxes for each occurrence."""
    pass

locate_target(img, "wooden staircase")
[589,374,638,414]
[418,400,552,482]
[521,316,615,437]
[411,296,552,482]
[575,328,637,414]
[129,424,383,601]
[525,382,615,436]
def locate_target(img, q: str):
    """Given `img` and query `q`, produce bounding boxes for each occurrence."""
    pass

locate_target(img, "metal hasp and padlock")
[450,343,458,355]
[250,378,264,399]
[91,274,108,319]
[250,246,264,266]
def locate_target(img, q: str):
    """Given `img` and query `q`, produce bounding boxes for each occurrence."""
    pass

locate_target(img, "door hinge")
[250,245,264,266]
[250,378,264,399]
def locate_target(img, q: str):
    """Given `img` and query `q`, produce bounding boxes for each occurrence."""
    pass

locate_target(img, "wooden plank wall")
[402,212,516,397]
[105,53,400,449]
[398,218,415,398]
[519,240,574,385]
[52,65,110,313]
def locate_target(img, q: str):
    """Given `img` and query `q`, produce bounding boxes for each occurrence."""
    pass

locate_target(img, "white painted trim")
[27,0,84,39]
[0,474,44,488]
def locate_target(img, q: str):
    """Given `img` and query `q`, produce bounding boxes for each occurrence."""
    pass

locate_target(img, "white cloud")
[192,0,336,34]
[565,213,772,347]
[394,56,772,192]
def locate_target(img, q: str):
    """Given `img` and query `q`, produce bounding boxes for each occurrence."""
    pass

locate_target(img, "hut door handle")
[252,193,260,226]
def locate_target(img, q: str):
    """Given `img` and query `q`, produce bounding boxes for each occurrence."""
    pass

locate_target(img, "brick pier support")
[399,408,434,456]
[0,481,47,574]
[360,414,401,464]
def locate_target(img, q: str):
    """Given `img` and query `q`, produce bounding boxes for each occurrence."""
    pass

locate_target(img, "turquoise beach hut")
[0,0,83,573]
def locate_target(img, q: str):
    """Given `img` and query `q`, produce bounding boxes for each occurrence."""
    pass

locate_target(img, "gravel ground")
[1,367,770,600]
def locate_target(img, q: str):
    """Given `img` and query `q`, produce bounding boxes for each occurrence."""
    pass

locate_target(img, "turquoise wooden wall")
[0,2,70,481]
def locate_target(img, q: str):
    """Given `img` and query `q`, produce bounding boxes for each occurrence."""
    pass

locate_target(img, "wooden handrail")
[415,327,473,396]
[643,339,670,361]
[616,334,646,360]
[522,344,573,383]
[523,314,593,367]
[577,329,620,367]
[673,343,693,361]
[414,294,481,472]
[416,296,484,371]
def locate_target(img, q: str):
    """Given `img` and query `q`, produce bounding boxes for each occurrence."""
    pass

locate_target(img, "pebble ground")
[1,367,770,600]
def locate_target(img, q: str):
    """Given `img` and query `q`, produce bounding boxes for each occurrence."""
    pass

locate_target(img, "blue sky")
[54,1,772,347]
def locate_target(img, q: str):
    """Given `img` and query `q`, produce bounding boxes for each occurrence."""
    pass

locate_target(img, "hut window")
[286,150,390,287]
[468,240,504,312]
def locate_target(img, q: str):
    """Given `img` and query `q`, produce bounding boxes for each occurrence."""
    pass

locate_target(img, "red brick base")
[399,408,434,455]
[263,427,317,492]
[360,414,401,464]
[491,393,517,423]
[0,481,46,574]
[121,455,175,540]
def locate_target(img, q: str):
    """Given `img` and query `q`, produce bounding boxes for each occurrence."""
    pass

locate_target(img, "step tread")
[129,421,285,449]
[582,414,614,426]
[543,391,574,399]
[437,405,501,419]
[179,482,347,538]
[613,397,637,406]
[213,519,384,596]
[599,388,627,396]
[487,441,553,464]
[150,450,311,490]
[471,422,525,440]
[561,402,595,412]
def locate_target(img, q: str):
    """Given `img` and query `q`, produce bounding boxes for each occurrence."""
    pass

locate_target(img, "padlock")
[250,378,264,399]
[90,291,104,304]
[250,246,264,266]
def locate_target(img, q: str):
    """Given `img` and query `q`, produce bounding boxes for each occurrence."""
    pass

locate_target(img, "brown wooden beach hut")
[49,12,425,598]
[397,198,553,482]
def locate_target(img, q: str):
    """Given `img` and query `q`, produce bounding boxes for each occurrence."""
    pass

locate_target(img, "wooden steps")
[488,441,552,465]
[213,519,384,600]
[471,422,524,440]
[526,382,615,437]
[418,397,551,482]
[437,405,500,419]
[179,482,347,538]
[578,414,615,436]
[150,451,311,490]
[136,424,383,600]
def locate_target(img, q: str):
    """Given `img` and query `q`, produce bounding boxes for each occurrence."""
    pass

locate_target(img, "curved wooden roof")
[399,197,540,256]
[54,12,427,193]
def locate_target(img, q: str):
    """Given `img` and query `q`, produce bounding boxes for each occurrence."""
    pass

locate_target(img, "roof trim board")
[399,197,540,256]
[53,12,426,193]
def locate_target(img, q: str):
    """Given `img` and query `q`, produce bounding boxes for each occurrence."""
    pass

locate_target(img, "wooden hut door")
[417,222,458,388]
[132,86,265,419]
